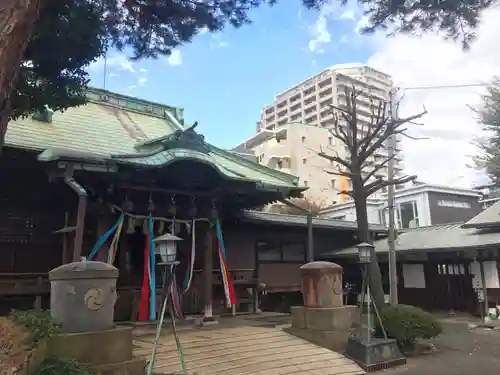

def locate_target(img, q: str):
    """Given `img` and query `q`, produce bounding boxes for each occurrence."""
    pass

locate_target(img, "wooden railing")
[0,269,257,296]
[193,268,257,285]
[0,273,49,296]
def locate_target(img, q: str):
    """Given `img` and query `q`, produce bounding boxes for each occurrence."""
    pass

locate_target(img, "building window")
[328,136,333,145]
[277,160,283,169]
[331,179,336,188]
[256,241,306,263]
[304,180,308,186]
[397,200,419,229]
[301,136,306,143]
[303,158,307,164]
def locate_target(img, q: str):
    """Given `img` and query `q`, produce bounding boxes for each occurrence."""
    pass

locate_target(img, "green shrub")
[10,310,60,346]
[36,357,97,375]
[374,304,442,350]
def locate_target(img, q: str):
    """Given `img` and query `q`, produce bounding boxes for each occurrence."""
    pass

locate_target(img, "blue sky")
[87,1,374,149]
[87,4,500,187]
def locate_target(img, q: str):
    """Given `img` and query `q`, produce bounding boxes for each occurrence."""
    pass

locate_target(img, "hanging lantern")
[148,193,156,212]
[154,233,183,264]
[168,195,177,216]
[211,200,218,219]
[123,194,134,212]
[188,196,197,218]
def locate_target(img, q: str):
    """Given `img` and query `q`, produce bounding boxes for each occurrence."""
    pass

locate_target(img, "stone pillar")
[286,261,360,353]
[49,261,118,333]
[301,261,343,308]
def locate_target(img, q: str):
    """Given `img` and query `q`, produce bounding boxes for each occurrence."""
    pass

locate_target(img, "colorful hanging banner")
[138,233,150,321]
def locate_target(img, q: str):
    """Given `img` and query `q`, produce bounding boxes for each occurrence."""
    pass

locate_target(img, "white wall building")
[235,63,404,205]
[320,182,483,229]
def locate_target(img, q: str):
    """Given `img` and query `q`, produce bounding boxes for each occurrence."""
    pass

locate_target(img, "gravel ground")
[383,323,500,375]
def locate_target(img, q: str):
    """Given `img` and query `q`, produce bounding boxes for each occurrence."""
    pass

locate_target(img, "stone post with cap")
[285,261,360,353]
[45,260,145,375]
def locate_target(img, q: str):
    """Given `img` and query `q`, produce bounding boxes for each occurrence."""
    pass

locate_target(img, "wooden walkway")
[133,325,365,375]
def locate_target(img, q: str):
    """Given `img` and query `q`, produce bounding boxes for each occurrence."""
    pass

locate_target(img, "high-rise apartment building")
[237,63,404,205]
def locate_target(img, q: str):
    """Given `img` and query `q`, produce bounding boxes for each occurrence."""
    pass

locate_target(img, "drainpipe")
[64,167,88,262]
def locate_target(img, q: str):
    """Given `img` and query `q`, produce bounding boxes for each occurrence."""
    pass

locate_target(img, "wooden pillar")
[95,215,110,263]
[479,257,489,320]
[203,222,214,321]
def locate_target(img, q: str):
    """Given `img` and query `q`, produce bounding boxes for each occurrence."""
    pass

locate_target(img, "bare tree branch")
[361,107,427,160]
[308,145,352,171]
[362,154,396,183]
[325,164,355,178]
[400,131,429,141]
[365,175,417,197]
[314,82,427,207]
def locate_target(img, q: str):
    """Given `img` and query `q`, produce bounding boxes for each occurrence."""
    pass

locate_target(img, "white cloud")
[88,54,136,73]
[366,7,500,188]
[340,10,356,20]
[308,11,331,53]
[138,77,147,86]
[139,68,148,73]
[308,0,360,54]
[209,33,229,49]
[167,50,182,66]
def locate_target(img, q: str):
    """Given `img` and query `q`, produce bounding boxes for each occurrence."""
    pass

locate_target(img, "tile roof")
[5,88,303,191]
[462,200,500,229]
[330,222,500,257]
[5,88,182,156]
[240,210,388,232]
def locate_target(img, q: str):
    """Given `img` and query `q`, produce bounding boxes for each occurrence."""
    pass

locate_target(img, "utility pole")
[387,89,399,305]
[281,199,314,262]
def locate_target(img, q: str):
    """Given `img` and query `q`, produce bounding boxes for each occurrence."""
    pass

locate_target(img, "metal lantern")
[356,242,374,264]
[154,233,182,264]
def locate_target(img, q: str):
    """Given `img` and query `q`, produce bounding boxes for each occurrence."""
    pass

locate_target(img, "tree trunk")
[0,0,41,153]
[354,189,386,313]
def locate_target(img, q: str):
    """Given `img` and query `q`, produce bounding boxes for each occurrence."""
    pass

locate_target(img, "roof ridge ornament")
[160,122,210,154]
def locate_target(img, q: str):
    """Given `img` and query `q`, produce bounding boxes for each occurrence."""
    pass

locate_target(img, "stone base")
[47,326,133,365]
[47,326,146,375]
[288,305,360,352]
[345,337,406,372]
[291,305,360,331]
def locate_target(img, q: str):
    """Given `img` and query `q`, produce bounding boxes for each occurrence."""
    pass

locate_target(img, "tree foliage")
[0,0,490,150]
[314,85,427,310]
[12,0,492,119]
[11,0,105,120]
[473,78,500,184]
[304,0,489,50]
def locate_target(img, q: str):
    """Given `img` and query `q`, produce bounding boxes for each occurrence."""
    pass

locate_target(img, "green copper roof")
[6,88,302,190]
[5,88,183,156]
